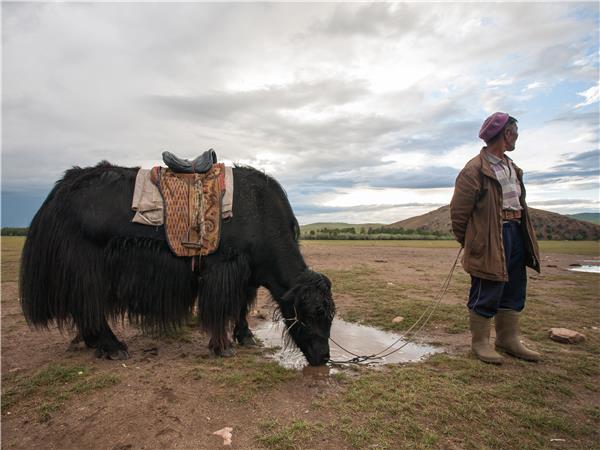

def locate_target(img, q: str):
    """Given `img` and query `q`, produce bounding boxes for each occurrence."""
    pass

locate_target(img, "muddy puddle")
[253,318,441,372]
[569,260,600,273]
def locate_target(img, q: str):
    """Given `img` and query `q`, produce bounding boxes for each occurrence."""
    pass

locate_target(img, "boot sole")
[496,346,540,362]
[478,357,503,365]
[473,351,503,365]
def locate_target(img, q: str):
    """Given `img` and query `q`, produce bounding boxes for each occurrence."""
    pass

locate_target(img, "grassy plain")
[1,236,24,283]
[2,236,599,449]
[317,253,599,449]
[302,238,600,255]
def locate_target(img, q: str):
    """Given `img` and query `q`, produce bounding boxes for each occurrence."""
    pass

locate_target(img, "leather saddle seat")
[162,149,217,174]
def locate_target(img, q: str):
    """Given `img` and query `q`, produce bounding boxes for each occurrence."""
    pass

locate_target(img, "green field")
[302,238,600,256]
[538,240,600,255]
[1,236,24,282]
[8,235,595,256]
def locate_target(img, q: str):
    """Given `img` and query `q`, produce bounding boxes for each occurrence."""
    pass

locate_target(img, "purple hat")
[479,112,509,142]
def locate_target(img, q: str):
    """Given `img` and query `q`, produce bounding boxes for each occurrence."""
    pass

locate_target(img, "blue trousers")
[468,221,527,318]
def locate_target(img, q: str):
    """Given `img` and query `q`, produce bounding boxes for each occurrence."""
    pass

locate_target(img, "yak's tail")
[20,170,197,335]
[19,185,108,331]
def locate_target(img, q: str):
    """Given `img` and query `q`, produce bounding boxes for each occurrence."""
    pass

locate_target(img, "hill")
[568,213,600,224]
[387,205,453,235]
[387,205,600,240]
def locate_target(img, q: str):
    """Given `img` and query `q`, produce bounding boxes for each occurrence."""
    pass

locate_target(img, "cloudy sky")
[2,2,599,227]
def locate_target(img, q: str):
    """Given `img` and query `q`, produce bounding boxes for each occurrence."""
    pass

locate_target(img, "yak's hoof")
[212,347,236,358]
[68,334,85,351]
[238,335,258,346]
[95,348,130,360]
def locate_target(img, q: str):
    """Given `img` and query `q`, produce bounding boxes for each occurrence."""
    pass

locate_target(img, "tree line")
[1,228,28,236]
[301,226,453,240]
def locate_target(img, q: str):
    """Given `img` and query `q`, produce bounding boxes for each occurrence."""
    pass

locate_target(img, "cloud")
[293,201,447,225]
[528,198,599,207]
[146,79,371,120]
[303,165,459,190]
[2,2,599,225]
[548,110,599,126]
[524,81,544,91]
[575,81,600,108]
[527,149,600,184]
[294,202,443,215]
[309,3,423,38]
[487,76,514,87]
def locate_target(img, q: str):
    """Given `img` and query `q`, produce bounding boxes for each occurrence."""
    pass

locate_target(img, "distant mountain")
[568,213,600,225]
[387,205,600,240]
[387,205,453,235]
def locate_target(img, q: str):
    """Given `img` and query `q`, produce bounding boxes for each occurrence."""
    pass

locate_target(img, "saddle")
[162,149,217,174]
[156,163,226,257]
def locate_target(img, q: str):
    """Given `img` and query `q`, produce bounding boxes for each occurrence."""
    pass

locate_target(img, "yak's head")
[280,270,335,366]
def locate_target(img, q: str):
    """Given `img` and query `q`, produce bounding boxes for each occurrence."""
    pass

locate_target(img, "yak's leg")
[76,319,129,360]
[234,286,258,346]
[67,333,85,351]
[200,253,253,357]
[209,333,235,357]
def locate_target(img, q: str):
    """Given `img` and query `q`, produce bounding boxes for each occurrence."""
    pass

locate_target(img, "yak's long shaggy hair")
[20,163,198,335]
[197,249,252,349]
[20,160,333,363]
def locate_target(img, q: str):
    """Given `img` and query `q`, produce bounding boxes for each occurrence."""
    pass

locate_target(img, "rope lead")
[328,247,463,365]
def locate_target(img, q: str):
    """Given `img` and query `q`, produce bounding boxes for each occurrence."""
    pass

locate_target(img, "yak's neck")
[259,260,307,301]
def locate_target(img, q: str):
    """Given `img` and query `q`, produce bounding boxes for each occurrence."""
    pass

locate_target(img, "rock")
[549,328,586,344]
[392,316,404,324]
[212,427,233,446]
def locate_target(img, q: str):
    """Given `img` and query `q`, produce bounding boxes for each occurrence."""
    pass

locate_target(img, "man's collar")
[483,147,512,164]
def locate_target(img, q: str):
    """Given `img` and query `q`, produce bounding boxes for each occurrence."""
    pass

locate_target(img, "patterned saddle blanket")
[156,163,226,257]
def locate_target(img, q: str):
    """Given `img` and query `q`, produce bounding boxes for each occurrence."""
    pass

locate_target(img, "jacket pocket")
[465,219,484,257]
[469,232,485,257]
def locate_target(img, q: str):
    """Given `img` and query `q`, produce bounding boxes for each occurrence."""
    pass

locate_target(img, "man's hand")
[450,168,480,244]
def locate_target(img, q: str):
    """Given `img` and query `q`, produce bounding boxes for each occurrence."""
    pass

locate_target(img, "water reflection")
[253,318,441,372]
[569,260,600,273]
[569,265,600,273]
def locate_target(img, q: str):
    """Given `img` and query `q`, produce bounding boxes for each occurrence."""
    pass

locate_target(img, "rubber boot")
[469,310,503,364]
[495,310,541,362]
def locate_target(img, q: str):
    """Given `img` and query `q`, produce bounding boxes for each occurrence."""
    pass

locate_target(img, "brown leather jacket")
[450,149,540,282]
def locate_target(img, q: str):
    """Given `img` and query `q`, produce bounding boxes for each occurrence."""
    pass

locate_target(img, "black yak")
[20,162,335,366]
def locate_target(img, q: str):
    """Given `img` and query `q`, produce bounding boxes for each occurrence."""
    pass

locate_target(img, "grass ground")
[1,236,23,283]
[2,236,599,449]
[2,364,120,423]
[317,269,599,448]
[302,238,600,255]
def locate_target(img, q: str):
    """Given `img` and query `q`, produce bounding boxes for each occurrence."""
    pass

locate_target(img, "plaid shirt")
[484,150,522,211]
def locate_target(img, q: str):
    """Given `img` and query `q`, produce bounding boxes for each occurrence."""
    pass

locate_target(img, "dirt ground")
[1,242,597,449]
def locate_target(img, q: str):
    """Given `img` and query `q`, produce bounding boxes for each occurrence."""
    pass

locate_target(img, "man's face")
[504,123,519,152]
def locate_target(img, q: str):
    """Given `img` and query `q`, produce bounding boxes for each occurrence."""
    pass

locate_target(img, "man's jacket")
[450,149,540,282]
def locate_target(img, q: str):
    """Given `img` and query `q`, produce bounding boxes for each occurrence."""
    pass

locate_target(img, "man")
[450,112,541,364]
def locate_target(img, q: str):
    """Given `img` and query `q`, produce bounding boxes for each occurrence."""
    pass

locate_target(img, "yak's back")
[233,166,299,241]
